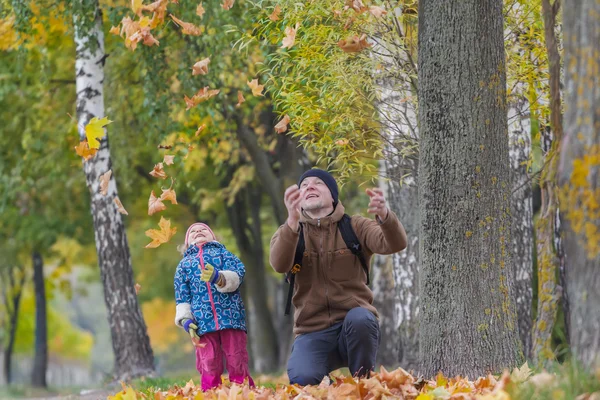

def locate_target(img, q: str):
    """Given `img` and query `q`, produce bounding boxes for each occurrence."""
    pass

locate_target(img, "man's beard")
[302,199,323,211]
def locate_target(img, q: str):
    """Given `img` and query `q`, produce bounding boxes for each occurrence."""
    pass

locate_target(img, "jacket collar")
[300,200,345,227]
[184,241,222,257]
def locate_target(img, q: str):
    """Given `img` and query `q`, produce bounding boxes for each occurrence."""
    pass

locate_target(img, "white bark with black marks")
[73,2,154,381]
[418,0,522,377]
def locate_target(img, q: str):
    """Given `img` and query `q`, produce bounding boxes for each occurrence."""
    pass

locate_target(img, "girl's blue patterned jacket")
[173,241,247,335]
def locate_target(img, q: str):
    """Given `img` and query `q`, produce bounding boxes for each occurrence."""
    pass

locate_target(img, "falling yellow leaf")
[149,163,168,179]
[132,0,143,14]
[74,140,98,161]
[369,5,387,17]
[135,283,141,294]
[148,190,167,216]
[109,25,120,35]
[196,2,205,17]
[163,155,175,165]
[184,87,220,110]
[269,5,281,21]
[85,116,112,149]
[345,0,367,13]
[114,197,129,215]
[236,91,245,107]
[221,0,234,10]
[247,79,264,96]
[195,124,207,137]
[336,138,349,146]
[282,22,299,49]
[274,115,290,134]
[145,216,177,248]
[337,34,371,53]
[99,170,112,196]
[192,57,210,75]
[170,14,203,35]
[160,187,178,205]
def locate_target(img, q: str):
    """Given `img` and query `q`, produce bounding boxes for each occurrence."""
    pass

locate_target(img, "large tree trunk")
[73,1,154,380]
[1,266,26,385]
[507,88,534,359]
[559,0,600,370]
[31,252,47,387]
[417,0,522,377]
[532,0,563,367]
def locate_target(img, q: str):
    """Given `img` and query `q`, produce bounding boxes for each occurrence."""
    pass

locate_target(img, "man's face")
[299,177,333,212]
[189,225,213,245]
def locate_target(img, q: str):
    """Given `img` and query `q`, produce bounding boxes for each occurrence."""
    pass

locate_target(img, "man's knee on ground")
[344,307,378,336]
[287,365,328,386]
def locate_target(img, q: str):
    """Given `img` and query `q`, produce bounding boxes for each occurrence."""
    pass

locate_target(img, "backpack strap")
[338,214,370,285]
[284,224,304,316]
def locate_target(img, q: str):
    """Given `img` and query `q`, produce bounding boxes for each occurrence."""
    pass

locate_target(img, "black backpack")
[284,214,369,316]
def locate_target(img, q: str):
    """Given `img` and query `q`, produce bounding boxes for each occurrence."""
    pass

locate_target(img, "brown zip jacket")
[269,201,407,335]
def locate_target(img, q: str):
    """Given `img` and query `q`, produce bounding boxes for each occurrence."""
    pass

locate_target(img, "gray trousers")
[287,307,380,386]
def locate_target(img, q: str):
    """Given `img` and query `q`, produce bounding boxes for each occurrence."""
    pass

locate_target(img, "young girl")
[174,222,254,391]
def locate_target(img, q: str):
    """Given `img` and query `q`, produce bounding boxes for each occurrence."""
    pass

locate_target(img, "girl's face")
[188,225,214,245]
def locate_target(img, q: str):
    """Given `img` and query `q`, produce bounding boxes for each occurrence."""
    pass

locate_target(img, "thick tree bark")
[1,266,25,385]
[225,183,279,372]
[559,0,600,370]
[418,0,522,377]
[73,1,154,380]
[507,88,534,359]
[532,0,563,367]
[31,251,47,387]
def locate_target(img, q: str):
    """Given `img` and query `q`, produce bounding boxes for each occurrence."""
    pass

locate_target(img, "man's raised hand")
[366,188,389,221]
[284,184,302,231]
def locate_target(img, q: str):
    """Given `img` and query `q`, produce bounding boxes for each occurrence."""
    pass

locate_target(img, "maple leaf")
[74,140,97,161]
[192,57,210,75]
[269,5,281,21]
[141,0,168,19]
[338,34,371,53]
[109,25,120,35]
[114,197,129,215]
[236,91,245,107]
[135,283,141,294]
[85,116,112,149]
[336,138,349,146]
[160,186,178,205]
[99,170,112,196]
[148,190,167,215]
[510,361,532,383]
[344,0,367,13]
[196,2,205,17]
[195,124,207,136]
[163,155,175,165]
[369,5,387,17]
[132,0,143,15]
[282,22,299,49]
[221,0,234,10]
[145,216,177,248]
[170,14,203,35]
[184,87,220,110]
[247,79,264,96]
[149,163,168,179]
[274,115,290,134]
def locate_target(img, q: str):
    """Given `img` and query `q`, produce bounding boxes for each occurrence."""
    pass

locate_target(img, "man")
[270,169,408,385]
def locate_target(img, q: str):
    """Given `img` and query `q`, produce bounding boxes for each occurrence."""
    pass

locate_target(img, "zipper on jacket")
[198,246,220,331]
[317,218,332,324]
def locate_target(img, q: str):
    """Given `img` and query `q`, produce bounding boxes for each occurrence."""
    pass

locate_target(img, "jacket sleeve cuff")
[216,270,241,293]
[174,302,193,326]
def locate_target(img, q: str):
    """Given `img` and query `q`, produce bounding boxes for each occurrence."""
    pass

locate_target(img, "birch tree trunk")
[507,87,534,359]
[31,252,47,387]
[73,1,154,380]
[418,0,522,377]
[559,0,600,370]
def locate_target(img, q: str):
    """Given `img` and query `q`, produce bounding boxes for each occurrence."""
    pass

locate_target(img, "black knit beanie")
[298,169,339,206]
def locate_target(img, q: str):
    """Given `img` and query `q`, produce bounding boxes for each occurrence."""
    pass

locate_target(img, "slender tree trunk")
[559,0,600,370]
[507,87,534,359]
[532,0,563,367]
[418,0,522,377]
[73,1,154,380]
[31,252,47,387]
[2,266,25,385]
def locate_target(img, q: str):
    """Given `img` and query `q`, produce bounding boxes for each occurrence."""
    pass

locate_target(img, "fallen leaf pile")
[106,363,592,400]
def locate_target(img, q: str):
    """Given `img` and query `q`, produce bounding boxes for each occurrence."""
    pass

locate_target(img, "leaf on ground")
[148,190,167,215]
[85,116,112,149]
[269,5,281,21]
[74,140,98,161]
[145,216,177,248]
[163,154,175,165]
[149,163,168,179]
[510,361,533,383]
[170,14,203,35]
[114,197,129,215]
[192,57,210,75]
[274,115,290,134]
[99,170,112,196]
[247,79,264,96]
